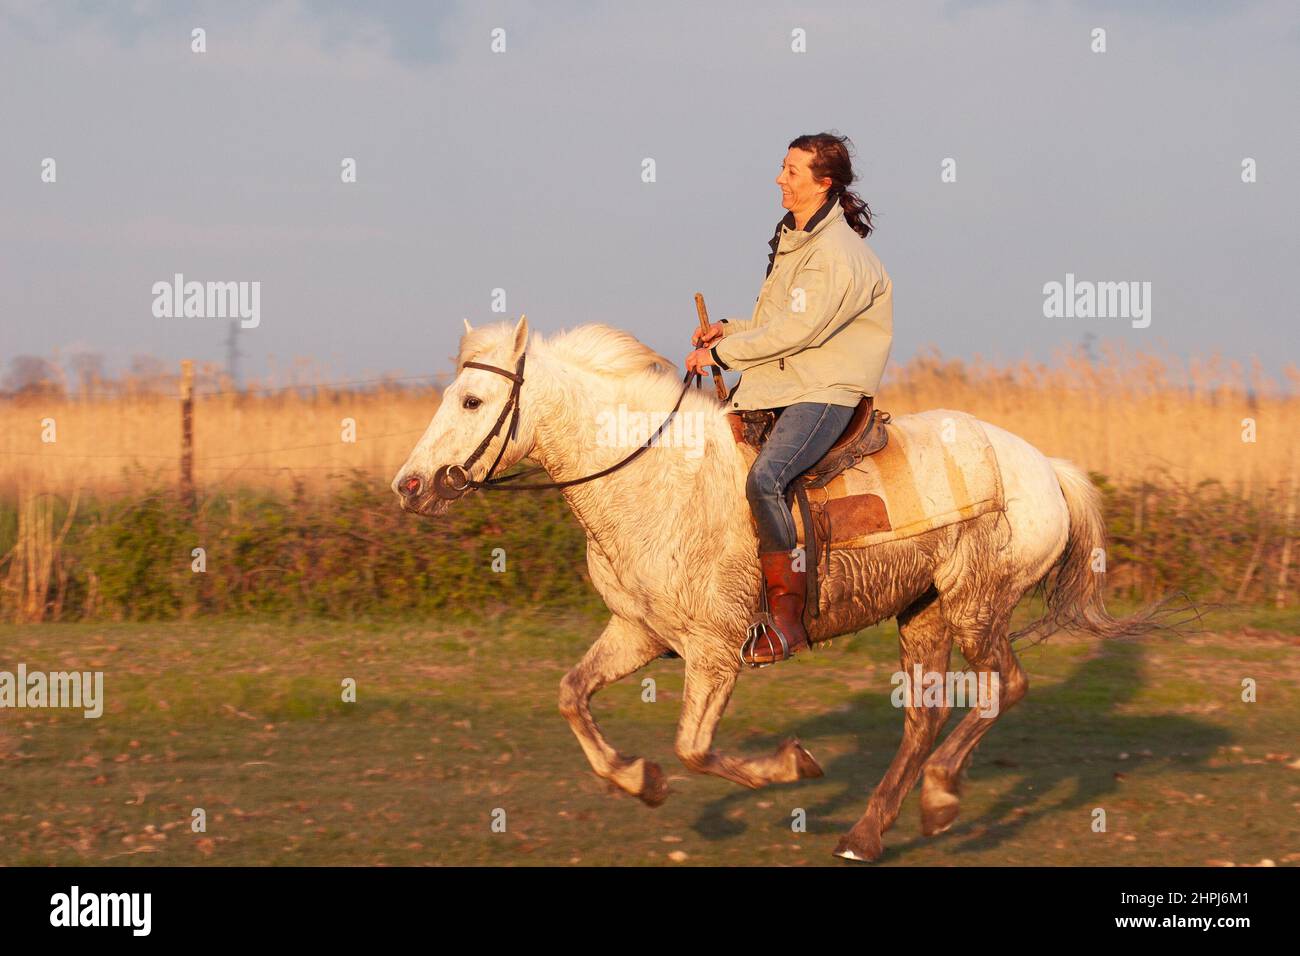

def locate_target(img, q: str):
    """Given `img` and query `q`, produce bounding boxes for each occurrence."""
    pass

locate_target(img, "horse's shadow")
[690,636,1234,859]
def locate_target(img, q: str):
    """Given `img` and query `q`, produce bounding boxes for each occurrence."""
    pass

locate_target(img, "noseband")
[431,352,699,499]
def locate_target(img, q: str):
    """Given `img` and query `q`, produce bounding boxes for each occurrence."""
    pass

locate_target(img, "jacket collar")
[766,192,842,277]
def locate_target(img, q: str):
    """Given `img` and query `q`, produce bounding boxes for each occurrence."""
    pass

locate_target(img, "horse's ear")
[511,314,529,358]
[462,318,474,335]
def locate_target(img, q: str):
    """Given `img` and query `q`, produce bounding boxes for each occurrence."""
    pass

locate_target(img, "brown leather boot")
[740,550,810,667]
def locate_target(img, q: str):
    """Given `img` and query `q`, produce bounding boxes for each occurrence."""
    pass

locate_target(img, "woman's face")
[776,148,832,214]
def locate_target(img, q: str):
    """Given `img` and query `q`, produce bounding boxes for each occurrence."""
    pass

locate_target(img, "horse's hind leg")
[918,614,1027,837]
[559,616,669,806]
[834,591,953,862]
[673,650,825,789]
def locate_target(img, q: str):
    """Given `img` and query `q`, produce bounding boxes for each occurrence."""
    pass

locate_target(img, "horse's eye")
[462,395,482,410]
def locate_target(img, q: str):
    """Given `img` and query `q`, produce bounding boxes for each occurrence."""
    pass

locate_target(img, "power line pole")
[225,320,245,390]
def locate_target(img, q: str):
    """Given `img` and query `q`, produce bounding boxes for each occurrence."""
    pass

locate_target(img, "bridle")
[430,352,701,499]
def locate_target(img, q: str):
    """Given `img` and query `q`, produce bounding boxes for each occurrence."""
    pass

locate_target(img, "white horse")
[393,316,1159,861]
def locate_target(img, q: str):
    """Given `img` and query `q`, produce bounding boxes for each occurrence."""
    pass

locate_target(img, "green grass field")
[1,606,1297,866]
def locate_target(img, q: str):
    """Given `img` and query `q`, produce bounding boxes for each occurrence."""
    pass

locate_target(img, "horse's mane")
[544,323,677,379]
[458,322,672,375]
[458,322,717,414]
[465,325,691,385]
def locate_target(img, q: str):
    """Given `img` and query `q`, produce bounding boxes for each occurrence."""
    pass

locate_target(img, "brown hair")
[788,131,875,238]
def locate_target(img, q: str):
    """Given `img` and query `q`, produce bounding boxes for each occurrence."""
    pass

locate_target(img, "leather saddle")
[726,395,890,487]
[726,395,891,624]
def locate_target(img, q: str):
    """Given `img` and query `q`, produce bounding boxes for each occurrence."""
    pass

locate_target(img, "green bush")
[1,470,1293,622]
[1,473,603,622]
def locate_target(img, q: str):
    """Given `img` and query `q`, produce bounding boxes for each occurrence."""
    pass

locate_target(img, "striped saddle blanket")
[740,409,1006,552]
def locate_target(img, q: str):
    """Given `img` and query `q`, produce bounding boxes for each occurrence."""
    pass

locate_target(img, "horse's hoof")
[920,767,961,836]
[832,831,882,862]
[920,795,960,836]
[638,760,669,807]
[788,738,825,780]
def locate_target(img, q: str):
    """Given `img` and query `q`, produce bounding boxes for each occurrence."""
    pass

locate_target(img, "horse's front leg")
[673,649,824,789]
[559,615,669,806]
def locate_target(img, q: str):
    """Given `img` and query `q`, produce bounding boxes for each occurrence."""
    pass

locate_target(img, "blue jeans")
[745,402,858,552]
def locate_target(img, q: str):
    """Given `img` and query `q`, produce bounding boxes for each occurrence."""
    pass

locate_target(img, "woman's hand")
[685,347,718,376]
[692,321,725,348]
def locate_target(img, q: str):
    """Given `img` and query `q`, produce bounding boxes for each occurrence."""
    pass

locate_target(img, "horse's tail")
[1010,458,1191,645]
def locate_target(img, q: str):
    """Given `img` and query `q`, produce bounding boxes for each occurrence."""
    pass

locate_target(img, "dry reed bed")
[0,388,441,497]
[887,347,1298,496]
[1,348,1296,496]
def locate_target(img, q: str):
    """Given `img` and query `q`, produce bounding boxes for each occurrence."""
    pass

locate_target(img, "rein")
[431,352,703,499]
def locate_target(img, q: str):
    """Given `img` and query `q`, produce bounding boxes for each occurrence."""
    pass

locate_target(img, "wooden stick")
[694,293,728,403]
[1276,452,1297,609]
[180,359,195,512]
[1235,513,1267,603]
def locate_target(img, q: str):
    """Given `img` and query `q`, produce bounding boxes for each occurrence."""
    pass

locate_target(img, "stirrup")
[740,616,791,668]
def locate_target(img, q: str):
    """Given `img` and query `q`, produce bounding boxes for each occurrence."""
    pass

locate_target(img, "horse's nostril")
[401,476,422,497]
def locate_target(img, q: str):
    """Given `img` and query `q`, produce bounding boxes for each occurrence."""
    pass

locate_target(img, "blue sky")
[1,0,1296,385]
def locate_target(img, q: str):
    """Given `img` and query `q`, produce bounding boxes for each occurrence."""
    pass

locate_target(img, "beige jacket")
[712,197,893,410]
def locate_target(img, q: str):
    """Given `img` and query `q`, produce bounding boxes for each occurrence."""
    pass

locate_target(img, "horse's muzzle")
[431,464,471,500]
[394,468,460,517]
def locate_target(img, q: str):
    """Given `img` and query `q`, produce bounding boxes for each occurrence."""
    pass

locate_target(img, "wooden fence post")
[180,359,194,511]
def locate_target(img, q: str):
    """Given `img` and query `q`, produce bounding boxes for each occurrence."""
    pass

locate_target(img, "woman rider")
[685,132,893,667]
